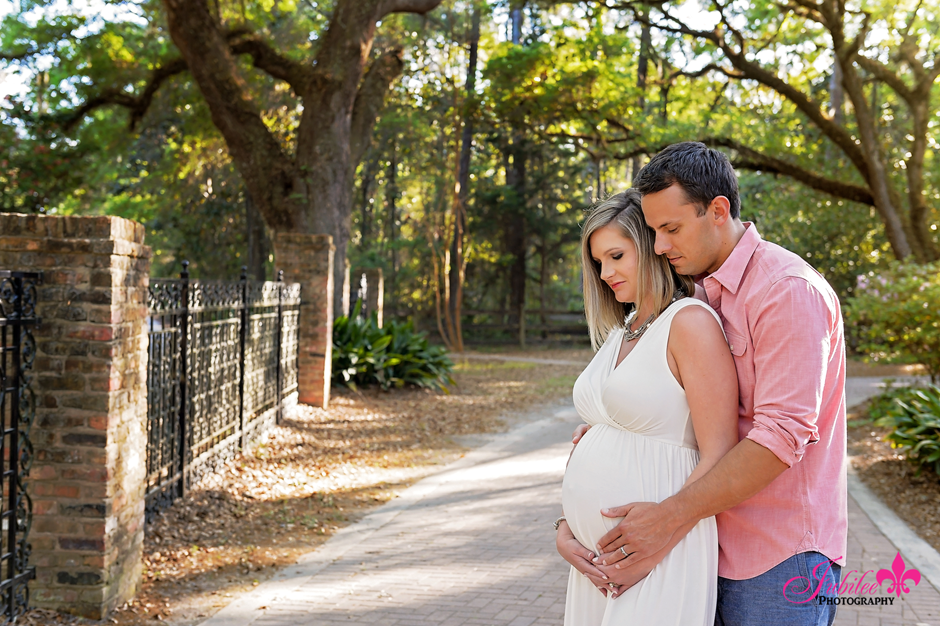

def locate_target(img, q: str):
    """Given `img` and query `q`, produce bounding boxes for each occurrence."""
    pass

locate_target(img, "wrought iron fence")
[145,264,300,519]
[0,271,41,623]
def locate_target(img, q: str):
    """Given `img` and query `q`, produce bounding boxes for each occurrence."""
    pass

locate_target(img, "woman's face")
[589,224,639,304]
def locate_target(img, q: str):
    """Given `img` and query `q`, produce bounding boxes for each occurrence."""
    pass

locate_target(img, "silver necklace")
[623,311,656,342]
[622,291,684,343]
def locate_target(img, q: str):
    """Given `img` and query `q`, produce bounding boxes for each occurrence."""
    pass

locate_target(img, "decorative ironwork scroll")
[0,271,41,623]
[144,266,301,520]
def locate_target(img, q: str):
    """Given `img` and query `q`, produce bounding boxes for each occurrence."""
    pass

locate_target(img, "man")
[562,142,847,624]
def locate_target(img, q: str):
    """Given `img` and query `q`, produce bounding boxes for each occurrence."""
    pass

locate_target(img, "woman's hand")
[595,557,655,595]
[555,520,620,597]
[572,423,592,444]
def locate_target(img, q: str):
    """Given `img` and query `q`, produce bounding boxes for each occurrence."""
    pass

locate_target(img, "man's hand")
[555,520,620,597]
[595,557,655,596]
[572,423,591,444]
[593,502,679,569]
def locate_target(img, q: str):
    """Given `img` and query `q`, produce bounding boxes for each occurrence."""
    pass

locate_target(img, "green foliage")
[872,385,940,477]
[741,173,891,302]
[847,262,940,383]
[4,0,929,337]
[332,303,455,392]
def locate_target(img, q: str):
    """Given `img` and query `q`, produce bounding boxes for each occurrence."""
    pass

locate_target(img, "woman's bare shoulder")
[670,301,726,343]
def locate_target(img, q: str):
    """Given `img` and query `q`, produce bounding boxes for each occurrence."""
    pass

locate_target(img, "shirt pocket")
[725,330,747,358]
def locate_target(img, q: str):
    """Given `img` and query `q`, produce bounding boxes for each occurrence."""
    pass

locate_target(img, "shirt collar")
[706,222,761,295]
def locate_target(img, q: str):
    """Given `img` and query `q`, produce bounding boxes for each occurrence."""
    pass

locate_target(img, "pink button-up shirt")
[701,224,847,580]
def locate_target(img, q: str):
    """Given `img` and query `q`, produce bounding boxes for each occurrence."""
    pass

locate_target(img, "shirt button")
[730,344,734,351]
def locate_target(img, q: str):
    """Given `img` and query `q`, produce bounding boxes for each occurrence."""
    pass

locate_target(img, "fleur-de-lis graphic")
[876,552,921,597]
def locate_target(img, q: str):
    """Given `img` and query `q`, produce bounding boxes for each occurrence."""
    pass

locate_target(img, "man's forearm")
[662,438,788,526]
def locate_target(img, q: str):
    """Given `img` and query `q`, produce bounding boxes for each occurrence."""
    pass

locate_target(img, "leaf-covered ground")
[22,352,588,626]
[848,400,940,555]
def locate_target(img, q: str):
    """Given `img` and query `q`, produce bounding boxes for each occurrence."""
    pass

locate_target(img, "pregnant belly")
[561,424,697,550]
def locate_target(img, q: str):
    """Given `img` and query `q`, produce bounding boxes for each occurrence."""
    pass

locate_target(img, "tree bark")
[161,0,303,233]
[833,38,915,259]
[386,140,400,308]
[358,146,381,249]
[505,6,527,335]
[246,190,269,281]
[446,5,480,353]
[631,12,651,181]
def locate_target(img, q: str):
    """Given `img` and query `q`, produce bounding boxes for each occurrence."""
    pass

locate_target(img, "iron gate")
[0,271,40,623]
[145,264,300,519]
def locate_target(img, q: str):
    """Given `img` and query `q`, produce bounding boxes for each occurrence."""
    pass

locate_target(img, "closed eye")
[667,227,679,234]
[612,253,622,260]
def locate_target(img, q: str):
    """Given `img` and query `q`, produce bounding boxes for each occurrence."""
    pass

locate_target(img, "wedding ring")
[608,582,617,589]
[619,546,628,558]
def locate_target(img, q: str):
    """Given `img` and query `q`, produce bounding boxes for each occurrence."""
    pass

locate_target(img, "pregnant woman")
[556,190,738,625]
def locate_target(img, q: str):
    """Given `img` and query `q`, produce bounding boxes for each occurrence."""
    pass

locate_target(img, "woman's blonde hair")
[581,189,695,350]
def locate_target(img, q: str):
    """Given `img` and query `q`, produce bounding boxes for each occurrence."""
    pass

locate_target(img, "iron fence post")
[238,267,248,449]
[6,276,21,616]
[0,272,40,619]
[276,270,284,425]
[178,261,190,499]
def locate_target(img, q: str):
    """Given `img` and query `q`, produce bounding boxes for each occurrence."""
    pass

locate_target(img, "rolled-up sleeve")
[746,277,833,467]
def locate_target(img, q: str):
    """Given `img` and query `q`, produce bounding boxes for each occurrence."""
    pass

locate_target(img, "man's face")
[641,184,723,276]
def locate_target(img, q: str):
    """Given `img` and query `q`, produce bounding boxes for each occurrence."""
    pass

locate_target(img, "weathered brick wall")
[274,233,333,408]
[0,213,151,619]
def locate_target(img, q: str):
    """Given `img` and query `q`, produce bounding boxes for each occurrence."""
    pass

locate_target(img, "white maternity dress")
[562,298,720,625]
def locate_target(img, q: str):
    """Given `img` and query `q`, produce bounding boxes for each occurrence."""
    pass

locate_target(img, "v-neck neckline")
[611,317,650,373]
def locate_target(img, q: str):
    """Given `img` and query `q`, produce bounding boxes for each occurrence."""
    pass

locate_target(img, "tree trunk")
[358,147,380,249]
[446,5,480,353]
[246,190,269,281]
[829,58,844,126]
[905,101,939,261]
[631,13,650,182]
[836,49,916,260]
[505,143,527,328]
[505,5,527,333]
[386,140,400,308]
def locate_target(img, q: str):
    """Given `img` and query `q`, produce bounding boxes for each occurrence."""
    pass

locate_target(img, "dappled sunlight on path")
[200,405,579,626]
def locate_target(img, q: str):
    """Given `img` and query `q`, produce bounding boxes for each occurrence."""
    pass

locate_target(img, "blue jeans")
[716,551,842,626]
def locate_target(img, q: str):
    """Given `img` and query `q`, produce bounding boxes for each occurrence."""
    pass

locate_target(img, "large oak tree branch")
[607,138,874,206]
[162,0,301,232]
[705,137,874,205]
[350,48,404,166]
[56,29,283,132]
[230,35,314,93]
[853,55,914,102]
[0,49,37,61]
[59,57,188,131]
[616,1,872,184]
[378,0,443,18]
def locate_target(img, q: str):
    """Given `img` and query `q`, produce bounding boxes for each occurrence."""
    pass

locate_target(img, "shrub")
[846,261,940,384]
[332,303,455,392]
[873,385,940,477]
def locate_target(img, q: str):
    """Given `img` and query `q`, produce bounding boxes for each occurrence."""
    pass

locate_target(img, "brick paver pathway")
[201,399,940,626]
[834,491,940,625]
[202,406,576,626]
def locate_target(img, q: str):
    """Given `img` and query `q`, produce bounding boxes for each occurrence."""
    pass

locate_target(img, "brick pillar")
[273,233,334,408]
[0,213,150,619]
